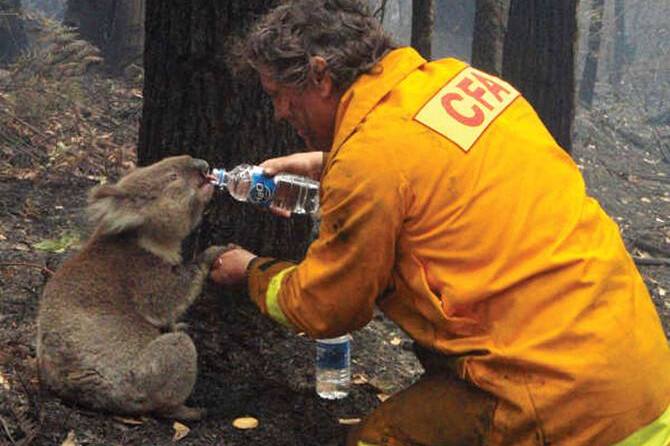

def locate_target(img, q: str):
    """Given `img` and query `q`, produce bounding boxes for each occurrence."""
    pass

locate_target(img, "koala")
[37,155,226,421]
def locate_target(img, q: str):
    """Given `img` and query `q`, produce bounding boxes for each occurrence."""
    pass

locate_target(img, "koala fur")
[37,155,225,421]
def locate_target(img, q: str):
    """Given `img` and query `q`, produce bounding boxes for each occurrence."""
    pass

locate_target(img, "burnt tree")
[138,1,311,260]
[471,0,508,75]
[578,0,605,108]
[502,0,577,153]
[0,0,27,65]
[64,0,144,71]
[610,0,626,86]
[411,0,434,59]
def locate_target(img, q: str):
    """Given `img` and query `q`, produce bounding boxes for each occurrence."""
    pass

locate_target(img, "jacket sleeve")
[247,144,407,339]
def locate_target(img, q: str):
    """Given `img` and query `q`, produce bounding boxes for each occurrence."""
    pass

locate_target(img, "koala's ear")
[87,184,145,236]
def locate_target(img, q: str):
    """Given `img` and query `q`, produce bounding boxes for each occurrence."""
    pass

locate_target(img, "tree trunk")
[0,0,27,65]
[108,0,145,70]
[578,0,605,108]
[64,0,144,72]
[411,0,434,59]
[471,0,509,75]
[610,0,625,86]
[139,0,312,261]
[502,0,577,153]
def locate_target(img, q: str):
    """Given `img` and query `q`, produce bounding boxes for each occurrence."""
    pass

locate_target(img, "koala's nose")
[192,158,210,174]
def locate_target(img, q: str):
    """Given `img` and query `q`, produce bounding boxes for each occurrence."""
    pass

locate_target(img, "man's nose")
[273,99,290,122]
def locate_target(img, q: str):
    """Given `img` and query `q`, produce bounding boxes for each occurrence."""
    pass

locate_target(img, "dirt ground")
[1,50,670,446]
[0,172,425,446]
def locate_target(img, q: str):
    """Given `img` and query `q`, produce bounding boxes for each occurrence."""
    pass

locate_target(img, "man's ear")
[308,56,333,98]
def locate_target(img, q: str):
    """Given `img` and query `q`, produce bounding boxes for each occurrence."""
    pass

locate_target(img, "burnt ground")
[0,174,421,446]
[0,174,426,446]
[1,42,670,446]
[1,107,669,446]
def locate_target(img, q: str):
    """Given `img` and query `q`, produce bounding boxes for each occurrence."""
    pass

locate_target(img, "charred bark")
[411,0,434,59]
[64,0,144,72]
[502,0,577,153]
[578,0,605,108]
[139,1,311,261]
[610,0,626,86]
[0,0,27,65]
[471,0,508,75]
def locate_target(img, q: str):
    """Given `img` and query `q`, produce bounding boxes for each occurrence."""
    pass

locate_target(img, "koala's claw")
[170,322,189,332]
[198,245,230,267]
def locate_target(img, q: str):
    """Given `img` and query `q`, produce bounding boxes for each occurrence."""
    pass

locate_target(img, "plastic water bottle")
[211,164,319,215]
[315,335,351,399]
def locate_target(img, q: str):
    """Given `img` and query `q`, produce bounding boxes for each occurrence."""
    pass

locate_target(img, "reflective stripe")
[613,404,670,446]
[265,266,297,327]
[357,442,378,446]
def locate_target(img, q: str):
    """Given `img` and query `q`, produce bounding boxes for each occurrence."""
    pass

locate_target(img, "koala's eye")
[168,172,179,182]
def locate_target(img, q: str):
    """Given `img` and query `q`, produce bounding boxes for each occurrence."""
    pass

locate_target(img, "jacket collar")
[330,47,426,153]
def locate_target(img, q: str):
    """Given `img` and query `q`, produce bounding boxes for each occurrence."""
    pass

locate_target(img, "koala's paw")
[156,405,206,421]
[198,244,236,268]
[169,322,189,332]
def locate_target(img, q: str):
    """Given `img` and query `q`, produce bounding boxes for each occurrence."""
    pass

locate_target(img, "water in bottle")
[315,335,351,399]
[211,164,319,215]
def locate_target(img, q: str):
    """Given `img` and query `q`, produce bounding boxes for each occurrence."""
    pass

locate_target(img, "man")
[211,1,670,444]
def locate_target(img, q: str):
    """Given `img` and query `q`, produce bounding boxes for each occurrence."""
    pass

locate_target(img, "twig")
[0,414,17,444]
[631,174,670,185]
[374,0,389,22]
[633,238,670,258]
[0,263,54,276]
[12,406,37,446]
[0,97,47,139]
[633,256,670,266]
[9,115,47,140]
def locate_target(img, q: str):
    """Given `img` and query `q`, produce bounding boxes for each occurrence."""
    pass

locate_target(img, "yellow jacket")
[247,47,670,445]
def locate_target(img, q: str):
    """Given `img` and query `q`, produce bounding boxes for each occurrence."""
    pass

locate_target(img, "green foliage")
[33,231,80,253]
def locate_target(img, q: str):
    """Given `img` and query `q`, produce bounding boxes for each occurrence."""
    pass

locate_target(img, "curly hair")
[241,0,397,91]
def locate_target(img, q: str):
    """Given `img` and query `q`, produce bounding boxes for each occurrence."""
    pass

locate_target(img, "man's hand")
[209,246,257,287]
[260,151,326,218]
[260,151,326,180]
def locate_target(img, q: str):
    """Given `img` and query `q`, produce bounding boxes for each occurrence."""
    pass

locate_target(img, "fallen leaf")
[0,372,10,390]
[61,431,77,446]
[376,393,390,402]
[233,417,259,430]
[16,170,38,180]
[659,288,667,298]
[389,337,402,346]
[0,233,6,241]
[640,197,652,203]
[338,418,361,425]
[352,373,368,385]
[172,421,190,441]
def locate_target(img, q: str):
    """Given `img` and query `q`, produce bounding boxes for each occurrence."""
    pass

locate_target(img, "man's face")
[259,68,339,150]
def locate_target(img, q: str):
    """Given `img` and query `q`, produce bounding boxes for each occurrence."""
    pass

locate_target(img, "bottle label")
[316,339,350,370]
[248,168,276,207]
